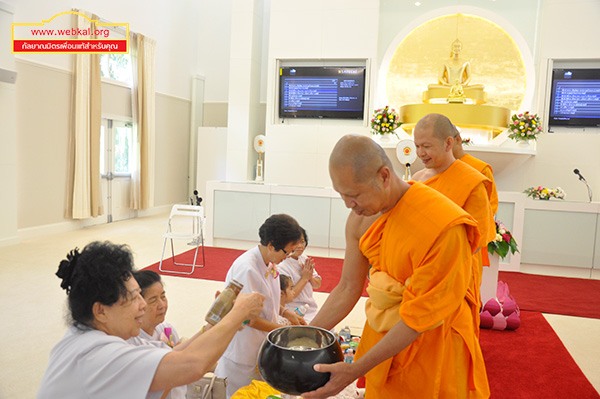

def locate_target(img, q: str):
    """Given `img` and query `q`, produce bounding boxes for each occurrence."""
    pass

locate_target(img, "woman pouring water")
[37,241,264,399]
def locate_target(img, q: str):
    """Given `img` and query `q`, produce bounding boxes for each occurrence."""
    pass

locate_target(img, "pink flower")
[502,233,511,242]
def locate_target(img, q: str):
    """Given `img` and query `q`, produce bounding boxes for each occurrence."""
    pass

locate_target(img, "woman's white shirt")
[218,246,280,366]
[38,326,169,399]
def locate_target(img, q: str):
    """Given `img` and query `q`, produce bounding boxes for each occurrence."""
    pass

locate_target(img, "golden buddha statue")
[425,39,486,104]
[400,37,510,138]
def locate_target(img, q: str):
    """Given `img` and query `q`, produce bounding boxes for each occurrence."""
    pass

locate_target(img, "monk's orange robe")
[354,182,489,398]
[460,154,498,215]
[459,153,499,267]
[422,160,495,310]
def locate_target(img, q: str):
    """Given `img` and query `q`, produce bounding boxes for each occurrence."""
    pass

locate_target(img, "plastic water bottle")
[295,305,307,317]
[339,325,352,342]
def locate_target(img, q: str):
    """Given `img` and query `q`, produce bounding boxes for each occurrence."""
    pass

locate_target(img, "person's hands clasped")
[301,361,358,399]
[232,292,264,321]
[300,257,315,280]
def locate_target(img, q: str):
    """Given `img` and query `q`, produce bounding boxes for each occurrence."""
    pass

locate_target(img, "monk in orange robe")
[453,129,499,267]
[303,135,490,399]
[412,114,496,311]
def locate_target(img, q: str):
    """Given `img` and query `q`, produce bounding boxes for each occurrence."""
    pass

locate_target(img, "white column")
[225,0,264,181]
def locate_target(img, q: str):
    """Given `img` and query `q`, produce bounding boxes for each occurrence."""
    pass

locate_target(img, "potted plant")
[488,220,519,260]
[371,106,401,141]
[523,186,566,200]
[508,111,542,147]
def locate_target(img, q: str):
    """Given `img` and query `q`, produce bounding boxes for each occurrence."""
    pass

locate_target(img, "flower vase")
[516,140,530,148]
[380,133,393,142]
[375,132,398,144]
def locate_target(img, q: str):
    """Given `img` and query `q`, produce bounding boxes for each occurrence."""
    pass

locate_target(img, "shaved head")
[329,135,393,184]
[414,113,456,142]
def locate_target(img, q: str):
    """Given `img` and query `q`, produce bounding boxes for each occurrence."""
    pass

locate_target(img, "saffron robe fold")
[423,160,495,306]
[459,154,498,215]
[423,160,495,249]
[459,153,499,267]
[354,182,490,399]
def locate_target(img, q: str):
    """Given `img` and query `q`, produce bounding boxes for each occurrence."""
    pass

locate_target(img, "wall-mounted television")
[548,68,600,127]
[279,66,366,119]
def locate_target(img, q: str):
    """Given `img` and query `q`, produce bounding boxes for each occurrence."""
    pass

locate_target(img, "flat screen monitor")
[548,68,600,127]
[279,66,366,119]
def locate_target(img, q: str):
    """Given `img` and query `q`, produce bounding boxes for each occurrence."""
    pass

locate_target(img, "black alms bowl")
[257,326,344,395]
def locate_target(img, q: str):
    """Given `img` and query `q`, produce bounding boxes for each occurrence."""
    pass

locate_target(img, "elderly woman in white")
[37,241,263,399]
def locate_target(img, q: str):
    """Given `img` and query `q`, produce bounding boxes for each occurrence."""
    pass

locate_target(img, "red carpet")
[145,247,600,398]
[144,248,600,317]
[143,245,367,295]
[498,271,600,319]
[480,311,599,398]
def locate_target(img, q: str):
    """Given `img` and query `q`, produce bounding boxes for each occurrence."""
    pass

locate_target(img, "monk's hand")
[301,361,356,399]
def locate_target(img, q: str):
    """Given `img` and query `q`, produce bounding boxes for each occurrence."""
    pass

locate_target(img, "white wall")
[196,0,233,103]
[0,2,17,245]
[260,0,600,202]
[495,0,600,201]
[11,0,203,100]
[264,0,380,187]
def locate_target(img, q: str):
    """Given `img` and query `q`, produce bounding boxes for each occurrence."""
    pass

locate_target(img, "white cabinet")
[205,181,349,255]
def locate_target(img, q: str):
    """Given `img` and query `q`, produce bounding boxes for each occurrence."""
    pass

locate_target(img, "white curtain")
[130,33,156,210]
[66,10,103,219]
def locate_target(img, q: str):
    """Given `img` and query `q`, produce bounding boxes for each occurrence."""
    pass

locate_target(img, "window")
[101,119,133,176]
[100,53,133,86]
[114,123,132,174]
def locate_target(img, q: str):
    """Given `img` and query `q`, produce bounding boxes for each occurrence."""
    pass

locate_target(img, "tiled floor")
[0,212,598,398]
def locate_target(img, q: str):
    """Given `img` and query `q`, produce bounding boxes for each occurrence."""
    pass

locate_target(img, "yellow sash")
[365,269,410,333]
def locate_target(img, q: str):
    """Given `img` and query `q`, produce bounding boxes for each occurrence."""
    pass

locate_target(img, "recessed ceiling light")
[415,1,421,6]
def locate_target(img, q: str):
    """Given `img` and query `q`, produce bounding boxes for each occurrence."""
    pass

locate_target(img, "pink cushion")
[492,313,508,330]
[483,298,502,316]
[505,312,521,330]
[480,310,494,329]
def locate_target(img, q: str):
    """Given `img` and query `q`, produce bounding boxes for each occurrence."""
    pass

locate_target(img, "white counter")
[204,181,600,279]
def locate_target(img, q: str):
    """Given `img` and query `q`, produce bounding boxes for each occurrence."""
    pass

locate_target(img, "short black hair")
[301,227,309,246]
[258,214,302,251]
[55,241,134,328]
[280,274,293,291]
[132,270,163,297]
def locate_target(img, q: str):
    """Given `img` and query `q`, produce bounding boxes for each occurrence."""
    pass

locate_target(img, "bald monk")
[453,128,499,267]
[412,114,496,313]
[303,135,490,399]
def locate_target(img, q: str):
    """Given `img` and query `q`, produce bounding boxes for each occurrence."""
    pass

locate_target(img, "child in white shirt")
[278,228,322,323]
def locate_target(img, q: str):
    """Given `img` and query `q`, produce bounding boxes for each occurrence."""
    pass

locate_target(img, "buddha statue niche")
[425,39,486,104]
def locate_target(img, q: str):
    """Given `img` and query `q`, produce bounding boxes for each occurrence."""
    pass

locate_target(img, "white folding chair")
[159,204,205,274]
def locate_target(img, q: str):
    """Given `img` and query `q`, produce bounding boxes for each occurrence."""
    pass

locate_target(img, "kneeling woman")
[215,214,306,397]
[37,241,263,399]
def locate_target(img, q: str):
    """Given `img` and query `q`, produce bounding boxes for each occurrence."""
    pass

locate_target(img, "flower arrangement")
[371,106,401,136]
[523,186,566,200]
[508,111,542,142]
[461,137,473,146]
[488,220,519,260]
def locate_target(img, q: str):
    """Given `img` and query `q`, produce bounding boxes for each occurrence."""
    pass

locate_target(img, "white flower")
[495,233,503,242]
[499,228,506,235]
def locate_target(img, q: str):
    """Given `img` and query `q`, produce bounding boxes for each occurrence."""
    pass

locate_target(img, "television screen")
[279,66,366,119]
[549,68,600,127]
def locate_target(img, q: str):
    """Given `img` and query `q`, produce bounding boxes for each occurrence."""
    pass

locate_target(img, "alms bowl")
[257,325,343,395]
